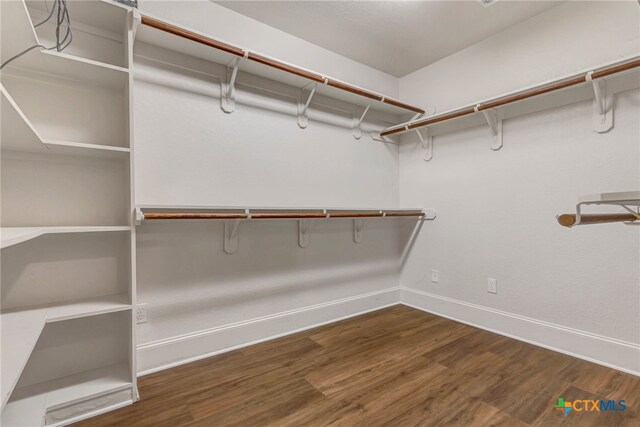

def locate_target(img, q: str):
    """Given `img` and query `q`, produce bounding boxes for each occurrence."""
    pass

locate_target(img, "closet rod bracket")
[353,104,371,139]
[478,106,503,151]
[221,51,249,113]
[298,219,312,248]
[298,82,320,129]
[224,219,241,254]
[134,208,144,226]
[415,127,432,161]
[353,218,365,243]
[586,71,613,133]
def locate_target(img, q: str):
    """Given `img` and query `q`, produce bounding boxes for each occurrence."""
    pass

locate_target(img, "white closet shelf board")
[26,0,130,36]
[394,58,640,138]
[135,19,412,116]
[1,295,131,410]
[138,205,426,212]
[3,48,129,90]
[1,86,130,158]
[0,0,39,65]
[2,363,131,427]
[578,191,640,204]
[0,226,132,249]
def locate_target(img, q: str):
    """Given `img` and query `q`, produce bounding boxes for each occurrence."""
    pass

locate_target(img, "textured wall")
[398,1,640,364]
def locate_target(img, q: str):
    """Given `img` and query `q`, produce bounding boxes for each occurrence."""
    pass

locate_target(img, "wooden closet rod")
[142,211,425,220]
[140,15,425,115]
[557,213,638,227]
[380,58,640,137]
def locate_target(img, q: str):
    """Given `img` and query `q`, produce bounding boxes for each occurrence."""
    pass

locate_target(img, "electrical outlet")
[488,278,497,294]
[431,270,440,283]
[136,303,148,323]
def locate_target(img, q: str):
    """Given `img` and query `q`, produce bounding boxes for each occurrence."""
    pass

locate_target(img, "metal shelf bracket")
[477,105,503,150]
[221,51,248,113]
[224,219,240,254]
[353,104,371,139]
[415,127,432,161]
[298,78,328,129]
[298,219,312,248]
[586,71,613,133]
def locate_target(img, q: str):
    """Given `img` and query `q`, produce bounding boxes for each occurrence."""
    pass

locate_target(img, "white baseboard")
[137,287,400,375]
[400,287,640,376]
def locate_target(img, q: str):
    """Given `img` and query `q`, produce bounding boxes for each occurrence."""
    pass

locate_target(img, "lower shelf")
[0,226,132,249]
[1,363,132,427]
[1,295,131,410]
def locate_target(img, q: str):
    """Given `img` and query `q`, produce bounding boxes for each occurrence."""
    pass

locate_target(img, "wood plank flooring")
[75,305,640,426]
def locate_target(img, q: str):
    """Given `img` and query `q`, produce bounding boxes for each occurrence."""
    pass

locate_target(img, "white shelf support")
[221,51,248,113]
[297,83,318,129]
[415,128,432,162]
[134,208,144,226]
[298,219,312,248]
[353,104,371,139]
[586,71,613,133]
[224,220,240,254]
[478,105,503,151]
[131,10,142,40]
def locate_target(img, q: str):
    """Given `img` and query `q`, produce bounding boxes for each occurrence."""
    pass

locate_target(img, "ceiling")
[214,1,563,77]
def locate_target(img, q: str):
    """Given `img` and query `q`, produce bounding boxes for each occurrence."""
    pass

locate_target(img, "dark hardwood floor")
[75,305,640,426]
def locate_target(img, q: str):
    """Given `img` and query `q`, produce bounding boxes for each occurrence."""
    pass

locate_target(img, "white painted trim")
[137,288,401,375]
[400,287,640,376]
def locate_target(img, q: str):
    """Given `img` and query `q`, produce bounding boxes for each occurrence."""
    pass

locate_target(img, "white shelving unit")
[0,0,138,425]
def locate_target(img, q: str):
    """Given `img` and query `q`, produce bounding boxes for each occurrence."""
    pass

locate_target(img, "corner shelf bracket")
[224,219,241,254]
[221,51,249,113]
[477,105,503,151]
[574,199,640,227]
[298,219,312,248]
[586,71,613,133]
[353,104,371,139]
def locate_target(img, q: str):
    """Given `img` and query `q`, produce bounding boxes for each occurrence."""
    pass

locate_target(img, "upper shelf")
[578,191,640,205]
[134,14,425,116]
[1,0,129,89]
[1,226,132,249]
[1,85,130,159]
[381,56,640,137]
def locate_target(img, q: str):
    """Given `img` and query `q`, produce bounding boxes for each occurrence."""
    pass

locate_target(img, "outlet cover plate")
[488,278,497,294]
[431,270,440,283]
[136,303,148,323]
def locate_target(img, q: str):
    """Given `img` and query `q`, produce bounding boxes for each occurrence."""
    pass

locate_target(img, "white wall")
[134,1,410,372]
[399,1,640,374]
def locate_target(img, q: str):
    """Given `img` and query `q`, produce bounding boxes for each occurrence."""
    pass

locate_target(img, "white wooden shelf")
[578,191,640,205]
[1,226,132,249]
[1,1,129,89]
[2,363,131,427]
[6,48,129,90]
[1,295,131,410]
[1,85,130,158]
[135,15,420,116]
[27,0,130,41]
[384,56,640,139]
